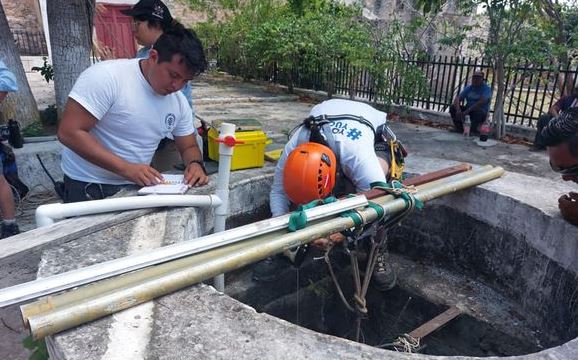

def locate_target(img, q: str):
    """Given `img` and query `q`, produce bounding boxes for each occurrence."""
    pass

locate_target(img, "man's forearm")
[180,145,203,166]
[549,106,560,117]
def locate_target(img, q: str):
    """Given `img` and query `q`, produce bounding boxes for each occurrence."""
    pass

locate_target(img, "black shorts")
[63,175,130,203]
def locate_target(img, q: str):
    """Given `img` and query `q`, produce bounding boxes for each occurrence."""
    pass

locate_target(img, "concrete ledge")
[13,140,62,191]
[390,106,537,140]
[29,157,576,359]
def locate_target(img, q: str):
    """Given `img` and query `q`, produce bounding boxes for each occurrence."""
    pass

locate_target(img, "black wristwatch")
[187,159,207,175]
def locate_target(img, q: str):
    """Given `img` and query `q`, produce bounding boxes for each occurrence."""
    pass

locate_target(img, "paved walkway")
[194,76,561,182]
[26,72,566,182]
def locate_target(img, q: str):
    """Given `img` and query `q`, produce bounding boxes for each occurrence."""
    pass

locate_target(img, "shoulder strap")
[312,114,376,133]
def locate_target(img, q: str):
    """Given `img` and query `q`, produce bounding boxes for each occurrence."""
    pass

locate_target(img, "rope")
[14,184,59,217]
[391,334,421,353]
[370,180,424,210]
[366,201,385,220]
[322,180,423,343]
[288,197,337,232]
[339,209,364,229]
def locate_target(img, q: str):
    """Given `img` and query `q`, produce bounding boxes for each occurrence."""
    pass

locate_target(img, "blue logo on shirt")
[164,114,176,130]
[330,121,363,141]
[347,128,362,140]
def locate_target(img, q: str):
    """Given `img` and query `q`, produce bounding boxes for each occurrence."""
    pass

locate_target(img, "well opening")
[226,195,577,357]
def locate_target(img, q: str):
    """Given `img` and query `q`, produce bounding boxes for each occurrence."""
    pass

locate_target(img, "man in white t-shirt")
[255,99,405,290]
[58,26,208,203]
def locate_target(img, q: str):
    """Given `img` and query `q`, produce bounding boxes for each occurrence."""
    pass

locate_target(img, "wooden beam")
[408,306,462,340]
[362,163,473,200]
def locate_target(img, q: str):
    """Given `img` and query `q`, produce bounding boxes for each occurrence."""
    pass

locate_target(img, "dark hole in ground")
[225,204,575,357]
[260,273,543,357]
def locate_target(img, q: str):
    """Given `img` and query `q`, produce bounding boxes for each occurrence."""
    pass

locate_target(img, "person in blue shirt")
[450,71,492,136]
[0,60,20,238]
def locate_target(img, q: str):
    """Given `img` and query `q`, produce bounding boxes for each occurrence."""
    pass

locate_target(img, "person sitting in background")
[540,107,577,225]
[530,87,577,151]
[57,26,208,203]
[0,60,20,238]
[449,71,492,136]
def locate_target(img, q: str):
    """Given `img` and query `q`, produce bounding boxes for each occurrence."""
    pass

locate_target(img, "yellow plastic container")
[208,121,270,170]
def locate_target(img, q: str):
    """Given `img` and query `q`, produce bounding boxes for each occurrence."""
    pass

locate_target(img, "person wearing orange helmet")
[254,99,404,289]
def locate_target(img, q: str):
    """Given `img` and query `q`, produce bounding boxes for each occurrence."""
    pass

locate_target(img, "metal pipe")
[213,122,236,292]
[25,166,504,338]
[15,166,492,311]
[22,166,485,323]
[35,194,223,227]
[0,194,369,308]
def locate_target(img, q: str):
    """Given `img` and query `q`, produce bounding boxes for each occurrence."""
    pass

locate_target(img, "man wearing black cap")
[121,0,174,52]
[450,71,492,136]
[541,108,578,225]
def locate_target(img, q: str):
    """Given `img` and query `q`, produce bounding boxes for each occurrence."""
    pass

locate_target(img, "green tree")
[191,0,430,104]
[417,0,577,138]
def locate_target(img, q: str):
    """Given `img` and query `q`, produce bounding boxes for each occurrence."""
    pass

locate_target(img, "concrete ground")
[0,73,572,360]
[27,69,563,183]
[193,76,562,182]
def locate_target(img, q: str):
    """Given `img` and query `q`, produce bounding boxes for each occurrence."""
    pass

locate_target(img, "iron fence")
[218,54,577,128]
[12,30,48,56]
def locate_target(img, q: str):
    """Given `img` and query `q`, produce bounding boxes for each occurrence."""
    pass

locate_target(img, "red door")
[94,3,137,59]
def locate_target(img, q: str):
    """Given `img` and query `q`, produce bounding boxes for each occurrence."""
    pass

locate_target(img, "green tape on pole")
[366,201,385,220]
[288,196,338,232]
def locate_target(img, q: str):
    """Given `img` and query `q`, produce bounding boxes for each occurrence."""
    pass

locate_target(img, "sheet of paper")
[137,174,189,195]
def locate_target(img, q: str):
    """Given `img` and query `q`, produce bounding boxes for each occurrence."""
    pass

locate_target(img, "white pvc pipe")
[35,195,222,228]
[0,195,367,308]
[213,122,236,292]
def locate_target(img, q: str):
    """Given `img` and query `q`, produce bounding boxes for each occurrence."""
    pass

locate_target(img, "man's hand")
[120,164,163,187]
[99,45,115,60]
[558,192,577,225]
[184,161,208,187]
[312,233,346,249]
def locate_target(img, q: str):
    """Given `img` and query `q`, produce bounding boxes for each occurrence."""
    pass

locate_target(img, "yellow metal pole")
[21,165,495,323]
[25,166,504,339]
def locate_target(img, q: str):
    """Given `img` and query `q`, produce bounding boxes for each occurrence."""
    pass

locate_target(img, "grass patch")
[21,105,59,137]
[22,121,46,137]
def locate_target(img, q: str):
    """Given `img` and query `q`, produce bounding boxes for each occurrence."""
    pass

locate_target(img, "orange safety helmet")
[283,142,337,205]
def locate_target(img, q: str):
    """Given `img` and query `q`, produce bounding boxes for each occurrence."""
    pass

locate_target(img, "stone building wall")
[1,0,43,32]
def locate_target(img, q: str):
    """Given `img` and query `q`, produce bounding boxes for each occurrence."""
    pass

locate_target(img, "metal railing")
[12,30,48,56]
[217,54,578,128]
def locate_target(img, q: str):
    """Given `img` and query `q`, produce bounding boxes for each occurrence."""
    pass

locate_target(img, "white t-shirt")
[270,99,388,216]
[61,59,194,185]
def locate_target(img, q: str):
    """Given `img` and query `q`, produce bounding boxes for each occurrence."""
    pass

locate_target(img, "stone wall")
[1,0,43,32]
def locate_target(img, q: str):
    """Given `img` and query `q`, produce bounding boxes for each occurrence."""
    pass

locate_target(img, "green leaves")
[193,0,430,100]
[30,57,53,84]
[22,335,48,360]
